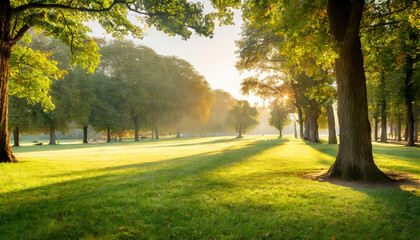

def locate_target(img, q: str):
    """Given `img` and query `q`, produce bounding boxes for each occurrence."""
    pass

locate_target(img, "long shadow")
[0,138,288,239]
[162,137,249,148]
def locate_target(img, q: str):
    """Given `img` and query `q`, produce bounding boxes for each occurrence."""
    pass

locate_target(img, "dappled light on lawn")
[1,136,419,239]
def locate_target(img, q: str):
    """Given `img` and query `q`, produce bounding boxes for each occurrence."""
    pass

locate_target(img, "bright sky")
[89,5,264,106]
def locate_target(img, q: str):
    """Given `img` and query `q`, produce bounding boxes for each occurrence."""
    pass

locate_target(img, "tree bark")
[294,117,297,139]
[325,104,337,144]
[379,73,387,143]
[279,129,282,138]
[13,127,19,147]
[0,2,16,162]
[297,106,304,138]
[304,114,309,140]
[155,127,159,140]
[83,125,88,144]
[380,102,387,143]
[327,0,390,181]
[397,121,402,141]
[374,117,379,141]
[308,99,320,143]
[106,127,111,142]
[49,125,56,145]
[403,33,416,146]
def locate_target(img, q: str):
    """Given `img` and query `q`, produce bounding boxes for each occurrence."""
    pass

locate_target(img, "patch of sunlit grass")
[0,136,419,239]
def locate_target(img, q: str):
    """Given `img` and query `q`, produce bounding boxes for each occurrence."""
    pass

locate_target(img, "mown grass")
[1,136,419,239]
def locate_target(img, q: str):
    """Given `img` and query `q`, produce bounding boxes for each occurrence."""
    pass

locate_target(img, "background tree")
[226,100,259,138]
[206,89,237,135]
[0,0,239,162]
[268,99,292,137]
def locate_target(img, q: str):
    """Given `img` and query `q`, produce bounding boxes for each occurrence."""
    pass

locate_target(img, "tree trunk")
[49,125,56,145]
[176,128,180,138]
[397,121,402,141]
[327,0,390,182]
[390,124,393,140]
[294,117,297,139]
[308,99,320,143]
[133,115,139,142]
[13,127,19,147]
[380,76,387,142]
[83,125,88,144]
[118,134,122,142]
[374,118,379,142]
[0,3,16,162]
[325,104,337,144]
[106,127,111,142]
[304,114,309,140]
[380,103,387,143]
[403,34,416,146]
[279,129,282,138]
[237,131,243,138]
[297,106,304,138]
[155,127,159,140]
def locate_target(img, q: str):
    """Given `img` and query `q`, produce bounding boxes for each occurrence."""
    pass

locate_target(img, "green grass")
[1,136,419,239]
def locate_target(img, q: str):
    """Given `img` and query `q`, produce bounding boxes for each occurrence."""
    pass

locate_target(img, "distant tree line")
[9,36,243,145]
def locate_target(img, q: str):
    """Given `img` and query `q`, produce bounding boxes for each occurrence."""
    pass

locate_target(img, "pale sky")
[88,6,264,105]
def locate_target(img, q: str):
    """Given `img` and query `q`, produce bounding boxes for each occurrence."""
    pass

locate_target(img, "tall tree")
[226,100,259,138]
[268,99,292,137]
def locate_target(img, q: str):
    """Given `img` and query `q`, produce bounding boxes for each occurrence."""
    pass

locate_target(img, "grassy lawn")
[0,136,419,239]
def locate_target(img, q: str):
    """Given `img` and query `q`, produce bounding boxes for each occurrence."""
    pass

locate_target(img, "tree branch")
[11,0,182,17]
[361,20,402,29]
[11,25,30,45]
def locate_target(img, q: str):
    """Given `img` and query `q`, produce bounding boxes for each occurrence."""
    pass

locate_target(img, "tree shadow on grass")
[162,137,251,148]
[0,138,288,239]
[300,141,420,238]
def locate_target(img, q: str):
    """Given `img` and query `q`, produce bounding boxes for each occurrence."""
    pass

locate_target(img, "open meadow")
[0,136,419,239]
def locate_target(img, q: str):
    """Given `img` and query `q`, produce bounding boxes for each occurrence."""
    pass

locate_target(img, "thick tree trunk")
[176,128,180,138]
[294,117,297,139]
[325,104,337,144]
[133,115,139,142]
[155,127,159,140]
[308,99,320,143]
[13,127,19,147]
[279,129,282,138]
[304,114,309,140]
[297,106,304,138]
[403,39,416,146]
[49,125,56,145]
[106,127,111,142]
[0,4,16,162]
[83,125,88,144]
[397,121,402,141]
[327,0,390,181]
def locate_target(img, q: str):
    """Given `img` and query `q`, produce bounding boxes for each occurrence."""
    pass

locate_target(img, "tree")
[269,99,292,137]
[0,0,239,162]
[239,0,420,180]
[226,100,259,138]
[8,96,37,147]
[206,89,237,135]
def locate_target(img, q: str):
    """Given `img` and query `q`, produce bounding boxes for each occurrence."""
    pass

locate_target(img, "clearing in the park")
[0,136,419,239]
